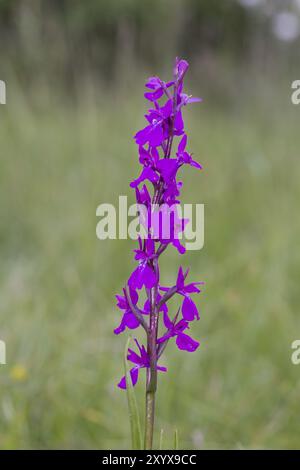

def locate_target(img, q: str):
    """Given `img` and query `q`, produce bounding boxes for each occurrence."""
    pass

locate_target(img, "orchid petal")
[178,134,187,154]
[176,332,199,352]
[163,310,173,330]
[118,366,140,389]
[130,167,159,188]
[156,365,167,373]
[176,266,185,290]
[182,296,199,321]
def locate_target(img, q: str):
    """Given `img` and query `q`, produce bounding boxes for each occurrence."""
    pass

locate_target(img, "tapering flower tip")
[174,58,189,81]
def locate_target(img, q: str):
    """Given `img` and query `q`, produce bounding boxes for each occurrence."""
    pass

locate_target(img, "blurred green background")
[1,0,300,449]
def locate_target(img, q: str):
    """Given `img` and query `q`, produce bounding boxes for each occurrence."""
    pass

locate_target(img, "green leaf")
[159,428,164,450]
[174,429,179,450]
[124,337,143,450]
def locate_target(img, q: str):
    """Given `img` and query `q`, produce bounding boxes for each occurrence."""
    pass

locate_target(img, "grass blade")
[124,337,143,450]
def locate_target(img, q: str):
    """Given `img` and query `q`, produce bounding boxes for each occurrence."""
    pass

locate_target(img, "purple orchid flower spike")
[118,339,167,389]
[157,310,200,352]
[115,58,204,450]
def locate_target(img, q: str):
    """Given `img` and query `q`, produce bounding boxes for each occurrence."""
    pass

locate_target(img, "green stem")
[144,260,159,449]
[144,389,156,449]
[144,315,158,448]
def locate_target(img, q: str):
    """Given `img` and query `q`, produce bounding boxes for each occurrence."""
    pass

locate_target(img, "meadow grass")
[0,80,300,449]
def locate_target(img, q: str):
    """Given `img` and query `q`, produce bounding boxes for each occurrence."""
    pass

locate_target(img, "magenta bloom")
[130,167,159,189]
[177,135,202,169]
[128,238,157,290]
[144,77,174,102]
[118,340,167,389]
[114,287,140,335]
[134,100,173,147]
[160,267,204,321]
[115,59,204,392]
[157,311,200,352]
[176,267,204,321]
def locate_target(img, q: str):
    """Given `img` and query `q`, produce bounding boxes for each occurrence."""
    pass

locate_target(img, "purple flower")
[177,135,202,170]
[114,311,140,335]
[130,147,161,189]
[118,340,167,389]
[134,100,173,147]
[128,238,157,289]
[135,184,151,207]
[114,287,140,335]
[176,266,204,321]
[156,158,179,183]
[138,146,159,167]
[172,109,184,136]
[130,166,159,188]
[180,94,202,106]
[160,267,204,321]
[162,180,183,205]
[157,311,200,352]
[144,77,174,102]
[151,203,188,254]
